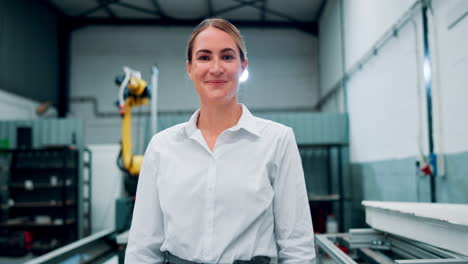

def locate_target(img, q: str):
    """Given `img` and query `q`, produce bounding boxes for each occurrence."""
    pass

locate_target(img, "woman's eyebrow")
[195,48,236,55]
[221,48,236,53]
[195,49,212,54]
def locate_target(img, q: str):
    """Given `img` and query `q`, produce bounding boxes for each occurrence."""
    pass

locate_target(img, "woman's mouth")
[206,80,227,84]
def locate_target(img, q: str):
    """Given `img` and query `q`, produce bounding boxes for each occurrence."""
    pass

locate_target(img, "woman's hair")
[186,18,247,63]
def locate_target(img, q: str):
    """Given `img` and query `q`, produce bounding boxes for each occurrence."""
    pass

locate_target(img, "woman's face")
[187,27,248,106]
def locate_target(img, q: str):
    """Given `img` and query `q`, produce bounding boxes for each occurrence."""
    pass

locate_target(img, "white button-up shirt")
[125,105,316,264]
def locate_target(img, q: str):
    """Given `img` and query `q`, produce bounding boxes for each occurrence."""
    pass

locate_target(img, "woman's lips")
[206,80,227,84]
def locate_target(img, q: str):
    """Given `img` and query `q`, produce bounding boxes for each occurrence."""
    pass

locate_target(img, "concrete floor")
[0,253,34,264]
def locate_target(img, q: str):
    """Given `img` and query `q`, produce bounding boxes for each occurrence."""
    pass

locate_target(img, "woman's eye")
[223,55,234,60]
[198,55,210,61]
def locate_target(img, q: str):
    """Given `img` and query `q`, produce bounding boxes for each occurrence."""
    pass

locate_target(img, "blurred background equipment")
[316,201,468,263]
[35,102,58,119]
[115,66,150,177]
[114,66,158,197]
[114,66,159,263]
[0,119,91,261]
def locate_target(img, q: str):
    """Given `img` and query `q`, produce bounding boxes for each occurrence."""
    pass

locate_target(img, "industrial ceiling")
[41,0,326,35]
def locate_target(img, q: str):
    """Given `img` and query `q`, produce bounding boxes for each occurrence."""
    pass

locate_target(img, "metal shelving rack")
[0,147,90,255]
[299,143,348,233]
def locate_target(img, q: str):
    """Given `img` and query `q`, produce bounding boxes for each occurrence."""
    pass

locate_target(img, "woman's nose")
[209,59,224,74]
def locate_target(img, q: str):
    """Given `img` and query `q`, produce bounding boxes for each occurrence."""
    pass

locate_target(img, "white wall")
[431,0,468,155]
[318,0,346,113]
[319,0,418,114]
[70,25,319,146]
[319,0,432,163]
[70,26,319,112]
[342,0,418,70]
[240,29,319,109]
[347,19,426,162]
[319,0,343,97]
[0,89,39,119]
[319,0,468,162]
[89,144,122,233]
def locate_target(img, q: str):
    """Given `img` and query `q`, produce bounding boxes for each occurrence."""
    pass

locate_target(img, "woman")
[125,18,316,264]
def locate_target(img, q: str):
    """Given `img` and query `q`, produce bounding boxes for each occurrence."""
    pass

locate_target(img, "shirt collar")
[184,104,260,138]
[185,108,200,138]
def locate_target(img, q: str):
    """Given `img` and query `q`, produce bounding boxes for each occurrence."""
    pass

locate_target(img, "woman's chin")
[202,94,237,105]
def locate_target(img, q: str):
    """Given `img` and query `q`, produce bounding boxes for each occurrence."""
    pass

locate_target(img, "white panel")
[347,21,426,162]
[319,0,343,97]
[89,144,122,233]
[0,89,38,120]
[363,201,468,256]
[431,0,468,154]
[343,0,417,70]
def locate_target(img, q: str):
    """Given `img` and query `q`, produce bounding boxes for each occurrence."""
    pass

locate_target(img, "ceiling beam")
[314,0,328,22]
[78,3,109,17]
[234,0,299,24]
[67,0,317,36]
[115,2,160,17]
[232,0,317,35]
[207,0,214,17]
[70,17,314,30]
[38,0,67,17]
[261,0,267,23]
[104,6,116,18]
[151,0,169,18]
[202,0,264,19]
[204,2,248,18]
[96,0,117,18]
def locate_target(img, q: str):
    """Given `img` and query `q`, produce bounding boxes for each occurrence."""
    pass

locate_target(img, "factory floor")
[0,253,34,264]
[0,253,119,264]
[0,255,336,264]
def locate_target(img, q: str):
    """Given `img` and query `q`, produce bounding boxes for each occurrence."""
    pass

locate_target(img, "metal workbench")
[316,229,468,264]
[316,200,468,264]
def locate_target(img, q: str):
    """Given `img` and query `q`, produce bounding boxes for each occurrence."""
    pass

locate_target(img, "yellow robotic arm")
[116,67,150,176]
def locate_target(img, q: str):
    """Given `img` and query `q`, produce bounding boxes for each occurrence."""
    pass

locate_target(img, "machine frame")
[316,229,468,264]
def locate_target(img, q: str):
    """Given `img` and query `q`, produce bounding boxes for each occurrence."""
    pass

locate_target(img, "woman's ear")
[242,58,248,71]
[186,60,192,80]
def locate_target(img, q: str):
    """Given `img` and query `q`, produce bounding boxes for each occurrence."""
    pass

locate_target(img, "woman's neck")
[197,101,242,136]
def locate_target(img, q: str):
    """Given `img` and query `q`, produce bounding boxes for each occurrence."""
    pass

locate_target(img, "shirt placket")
[204,155,217,261]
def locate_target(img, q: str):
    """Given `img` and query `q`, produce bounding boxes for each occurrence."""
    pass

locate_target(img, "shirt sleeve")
[273,128,316,264]
[125,137,165,264]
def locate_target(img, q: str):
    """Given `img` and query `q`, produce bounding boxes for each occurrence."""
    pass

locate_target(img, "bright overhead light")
[240,68,249,83]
